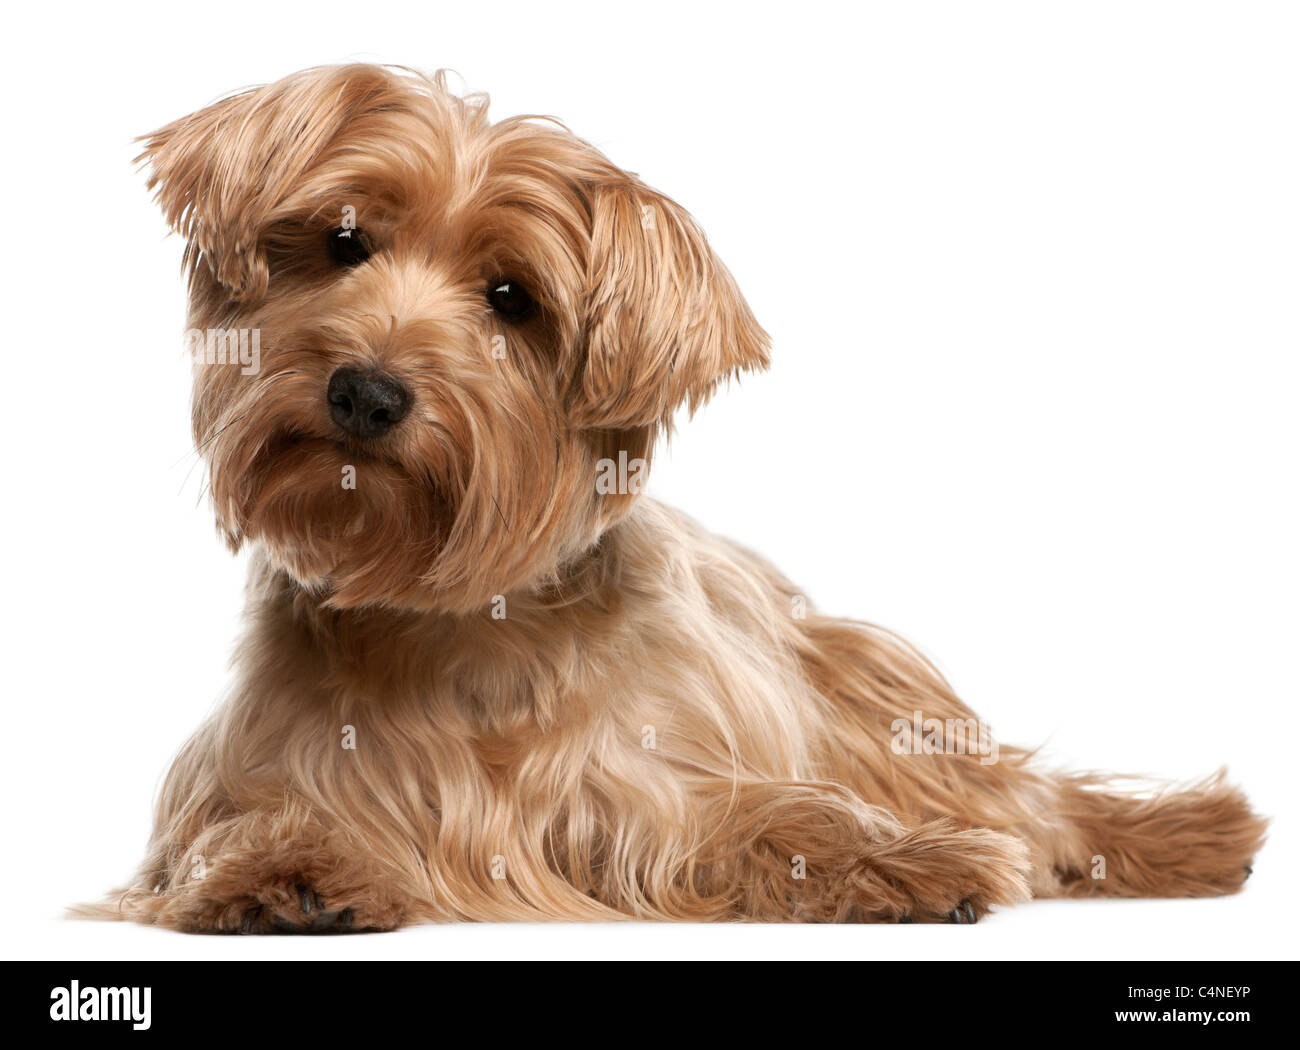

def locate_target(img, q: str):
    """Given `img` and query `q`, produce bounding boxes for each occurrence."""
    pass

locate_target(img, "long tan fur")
[77,65,1265,930]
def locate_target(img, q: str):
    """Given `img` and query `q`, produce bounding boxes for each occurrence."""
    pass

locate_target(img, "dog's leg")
[76,718,431,932]
[159,825,419,934]
[695,782,1033,922]
[794,617,1266,902]
[88,808,426,933]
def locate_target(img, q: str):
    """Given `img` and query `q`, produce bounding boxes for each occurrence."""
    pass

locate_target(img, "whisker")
[489,494,510,532]
[178,369,303,466]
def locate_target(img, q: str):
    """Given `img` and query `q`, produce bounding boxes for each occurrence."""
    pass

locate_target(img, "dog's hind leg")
[694,781,1033,923]
[793,616,1266,904]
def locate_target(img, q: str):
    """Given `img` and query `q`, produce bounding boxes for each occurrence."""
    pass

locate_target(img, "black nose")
[327,367,412,438]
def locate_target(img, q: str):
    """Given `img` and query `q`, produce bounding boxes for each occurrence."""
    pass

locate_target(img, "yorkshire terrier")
[84,64,1264,931]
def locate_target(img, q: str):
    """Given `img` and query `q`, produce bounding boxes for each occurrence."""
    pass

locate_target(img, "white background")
[1,0,1295,961]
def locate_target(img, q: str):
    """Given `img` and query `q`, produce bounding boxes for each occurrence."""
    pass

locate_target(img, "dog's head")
[142,64,768,613]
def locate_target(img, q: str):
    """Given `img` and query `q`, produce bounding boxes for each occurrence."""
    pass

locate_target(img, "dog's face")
[143,65,768,613]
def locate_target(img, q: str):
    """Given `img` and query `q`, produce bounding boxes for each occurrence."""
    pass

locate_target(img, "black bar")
[3,960,1292,1038]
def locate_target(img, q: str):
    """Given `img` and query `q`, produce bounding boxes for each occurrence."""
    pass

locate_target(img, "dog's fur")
[82,65,1265,930]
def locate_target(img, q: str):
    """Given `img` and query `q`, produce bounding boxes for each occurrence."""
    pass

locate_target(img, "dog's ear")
[137,66,397,302]
[574,180,770,429]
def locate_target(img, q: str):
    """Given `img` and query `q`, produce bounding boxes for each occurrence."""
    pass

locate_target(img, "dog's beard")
[213,430,453,608]
[196,346,623,614]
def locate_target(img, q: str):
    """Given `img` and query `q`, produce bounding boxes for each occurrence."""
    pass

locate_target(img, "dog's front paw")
[155,841,413,934]
[236,881,360,934]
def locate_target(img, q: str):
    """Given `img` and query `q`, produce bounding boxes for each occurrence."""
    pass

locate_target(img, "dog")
[82,64,1265,930]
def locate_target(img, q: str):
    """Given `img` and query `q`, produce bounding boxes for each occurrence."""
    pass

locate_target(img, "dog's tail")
[1045,769,1266,898]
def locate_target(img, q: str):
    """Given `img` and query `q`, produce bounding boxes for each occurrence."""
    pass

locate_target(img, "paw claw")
[307,911,339,931]
[947,899,978,924]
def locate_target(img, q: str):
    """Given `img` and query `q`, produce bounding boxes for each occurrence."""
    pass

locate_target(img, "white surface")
[1,0,1295,960]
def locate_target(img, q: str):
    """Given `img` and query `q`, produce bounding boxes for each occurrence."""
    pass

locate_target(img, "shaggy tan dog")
[83,65,1264,930]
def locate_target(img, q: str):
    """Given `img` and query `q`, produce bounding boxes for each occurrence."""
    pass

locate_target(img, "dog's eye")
[327,227,372,267]
[487,278,536,322]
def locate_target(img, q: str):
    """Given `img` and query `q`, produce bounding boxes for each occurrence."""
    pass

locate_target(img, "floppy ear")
[575,181,770,429]
[137,66,396,302]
